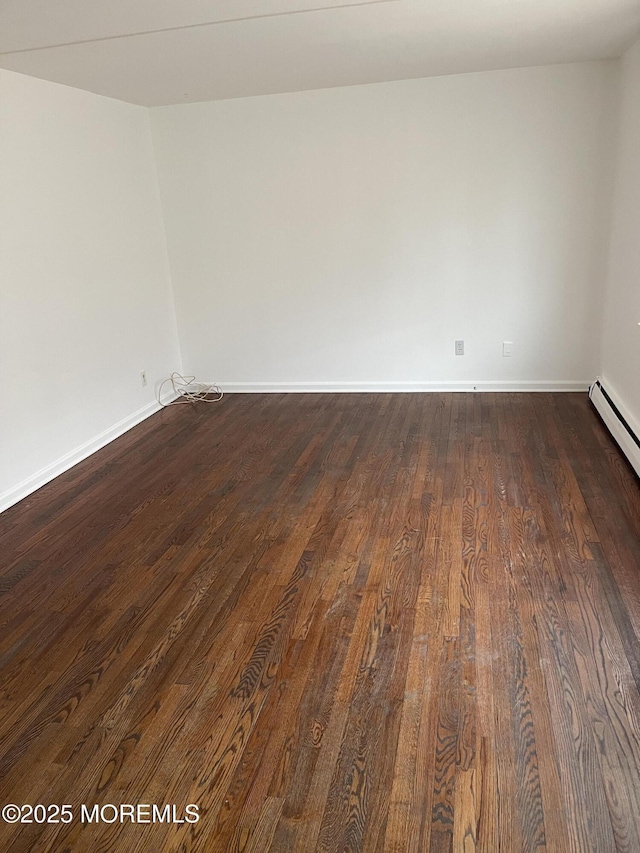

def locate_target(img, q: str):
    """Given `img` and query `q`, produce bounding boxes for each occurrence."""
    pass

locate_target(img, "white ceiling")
[1,0,639,106]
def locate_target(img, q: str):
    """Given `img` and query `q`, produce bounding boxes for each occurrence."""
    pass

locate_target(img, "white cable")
[157,372,224,407]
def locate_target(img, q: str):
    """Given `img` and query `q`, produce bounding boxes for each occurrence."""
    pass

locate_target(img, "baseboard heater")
[589,379,640,478]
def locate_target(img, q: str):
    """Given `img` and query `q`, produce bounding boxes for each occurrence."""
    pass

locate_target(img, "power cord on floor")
[157,372,223,407]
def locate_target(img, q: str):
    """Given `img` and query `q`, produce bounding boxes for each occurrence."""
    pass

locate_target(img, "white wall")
[600,39,640,436]
[0,69,181,509]
[0,58,629,512]
[151,62,616,391]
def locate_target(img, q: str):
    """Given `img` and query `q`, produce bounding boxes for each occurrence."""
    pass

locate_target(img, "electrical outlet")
[502,341,513,357]
[455,340,464,356]
[141,370,147,387]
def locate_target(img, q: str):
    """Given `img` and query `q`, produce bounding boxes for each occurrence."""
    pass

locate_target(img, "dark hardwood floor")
[1,392,640,852]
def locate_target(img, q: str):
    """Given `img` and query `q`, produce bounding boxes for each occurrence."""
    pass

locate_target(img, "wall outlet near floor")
[141,370,147,387]
[455,340,465,356]
[502,341,513,357]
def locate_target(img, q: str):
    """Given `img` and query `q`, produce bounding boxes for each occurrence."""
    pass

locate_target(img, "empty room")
[1,0,640,850]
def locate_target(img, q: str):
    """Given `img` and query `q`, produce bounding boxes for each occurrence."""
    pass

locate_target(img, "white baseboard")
[0,394,175,515]
[589,377,640,477]
[216,380,590,393]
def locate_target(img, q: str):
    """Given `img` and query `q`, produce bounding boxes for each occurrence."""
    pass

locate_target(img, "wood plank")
[1,392,639,851]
